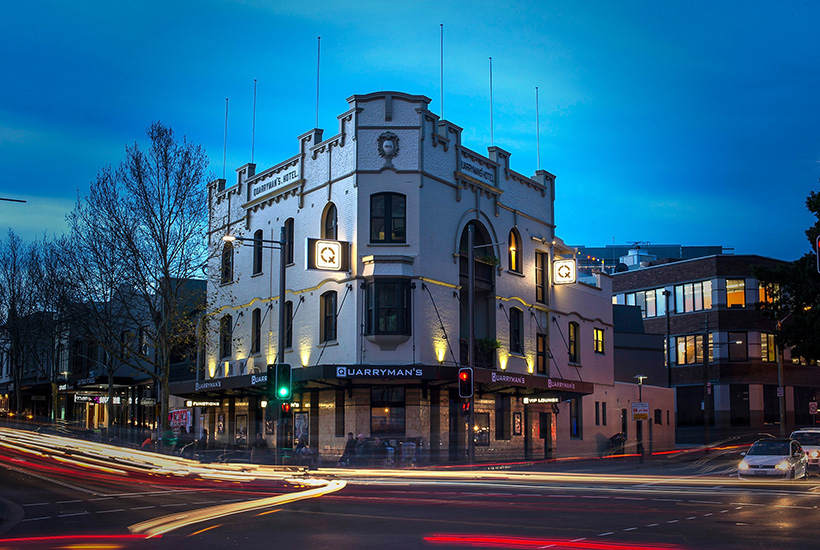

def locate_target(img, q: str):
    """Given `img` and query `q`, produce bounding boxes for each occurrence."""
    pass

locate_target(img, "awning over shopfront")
[170,365,594,400]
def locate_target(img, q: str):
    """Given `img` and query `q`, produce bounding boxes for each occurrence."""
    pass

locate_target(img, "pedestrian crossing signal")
[458,367,473,398]
[267,363,292,401]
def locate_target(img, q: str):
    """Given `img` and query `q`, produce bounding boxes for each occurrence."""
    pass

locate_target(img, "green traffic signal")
[271,363,291,401]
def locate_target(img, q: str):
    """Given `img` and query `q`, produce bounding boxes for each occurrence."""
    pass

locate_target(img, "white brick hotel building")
[173,91,675,463]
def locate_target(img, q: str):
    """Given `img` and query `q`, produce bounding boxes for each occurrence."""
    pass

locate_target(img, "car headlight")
[810,451,819,459]
[738,461,749,470]
[775,461,790,471]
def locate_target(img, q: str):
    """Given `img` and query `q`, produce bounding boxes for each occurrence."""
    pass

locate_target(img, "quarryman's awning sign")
[336,366,423,379]
[474,369,594,395]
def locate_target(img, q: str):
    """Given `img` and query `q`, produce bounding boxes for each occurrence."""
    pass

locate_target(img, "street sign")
[777,387,784,398]
[631,402,649,421]
[810,402,817,415]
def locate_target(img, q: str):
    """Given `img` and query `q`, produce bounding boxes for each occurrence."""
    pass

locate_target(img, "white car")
[738,438,809,480]
[790,429,820,471]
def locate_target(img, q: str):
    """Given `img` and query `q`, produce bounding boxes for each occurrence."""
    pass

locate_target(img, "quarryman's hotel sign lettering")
[251,162,301,200]
[458,155,496,186]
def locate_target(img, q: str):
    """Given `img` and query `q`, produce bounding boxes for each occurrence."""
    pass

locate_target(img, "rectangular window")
[510,308,523,354]
[535,251,548,304]
[595,401,600,426]
[320,291,337,343]
[645,289,656,318]
[251,308,261,354]
[654,409,662,425]
[285,301,293,349]
[675,285,685,313]
[536,333,548,375]
[602,402,607,426]
[568,322,579,364]
[495,395,511,440]
[370,386,405,437]
[674,334,713,365]
[569,398,582,439]
[594,328,604,354]
[673,281,712,313]
[729,332,748,362]
[703,280,713,309]
[370,193,406,243]
[761,333,777,362]
[366,280,411,335]
[335,389,345,437]
[726,279,746,308]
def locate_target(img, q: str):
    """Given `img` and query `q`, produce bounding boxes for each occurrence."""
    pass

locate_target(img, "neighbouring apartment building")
[177,91,674,463]
[612,253,818,437]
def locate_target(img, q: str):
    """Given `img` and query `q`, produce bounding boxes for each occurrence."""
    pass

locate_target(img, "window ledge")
[318,340,339,348]
[251,272,264,278]
[366,333,410,351]
[505,270,525,277]
[367,242,410,247]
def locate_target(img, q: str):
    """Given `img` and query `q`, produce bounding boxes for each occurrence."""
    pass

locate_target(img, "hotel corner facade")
[172,91,675,463]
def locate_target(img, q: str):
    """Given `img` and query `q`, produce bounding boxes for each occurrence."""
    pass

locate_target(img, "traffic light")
[461,401,471,416]
[267,363,292,401]
[458,367,473,398]
[281,402,292,414]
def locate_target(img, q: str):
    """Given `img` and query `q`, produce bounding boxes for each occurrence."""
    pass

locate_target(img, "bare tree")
[0,230,39,415]
[65,122,211,433]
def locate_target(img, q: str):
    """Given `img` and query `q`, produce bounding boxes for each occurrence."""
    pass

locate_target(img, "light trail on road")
[128,479,347,537]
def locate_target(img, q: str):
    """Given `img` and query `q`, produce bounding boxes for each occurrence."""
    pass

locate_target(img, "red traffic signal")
[281,403,292,414]
[461,401,471,416]
[458,367,473,398]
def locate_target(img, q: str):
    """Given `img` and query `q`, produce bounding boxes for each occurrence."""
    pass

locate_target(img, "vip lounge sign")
[307,238,350,271]
[553,259,577,284]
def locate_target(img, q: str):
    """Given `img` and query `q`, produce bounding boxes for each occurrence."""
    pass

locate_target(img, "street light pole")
[223,226,288,463]
[467,224,475,465]
[777,312,792,437]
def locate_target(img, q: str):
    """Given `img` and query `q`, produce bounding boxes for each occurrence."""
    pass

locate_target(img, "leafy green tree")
[756,185,820,360]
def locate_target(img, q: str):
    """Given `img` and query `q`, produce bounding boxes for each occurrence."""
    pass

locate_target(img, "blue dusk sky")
[1,1,818,261]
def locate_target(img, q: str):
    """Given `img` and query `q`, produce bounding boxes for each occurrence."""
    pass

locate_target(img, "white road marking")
[688,500,722,504]
[703,513,713,516]
[667,520,679,523]
[570,538,587,542]
[22,503,48,507]
[96,509,126,514]
[161,503,189,507]
[130,506,156,510]
[21,516,51,522]
[56,499,82,504]
[686,516,697,520]
[654,498,682,502]
[598,532,614,537]
[623,527,637,531]
[58,511,89,517]
[646,523,659,527]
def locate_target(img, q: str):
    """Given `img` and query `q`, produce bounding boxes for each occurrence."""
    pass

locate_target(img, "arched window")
[509,307,523,354]
[221,242,233,284]
[508,229,521,273]
[320,291,337,342]
[323,203,338,240]
[252,229,263,275]
[251,308,261,354]
[219,314,233,359]
[284,218,295,265]
[568,321,580,364]
[370,193,406,243]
